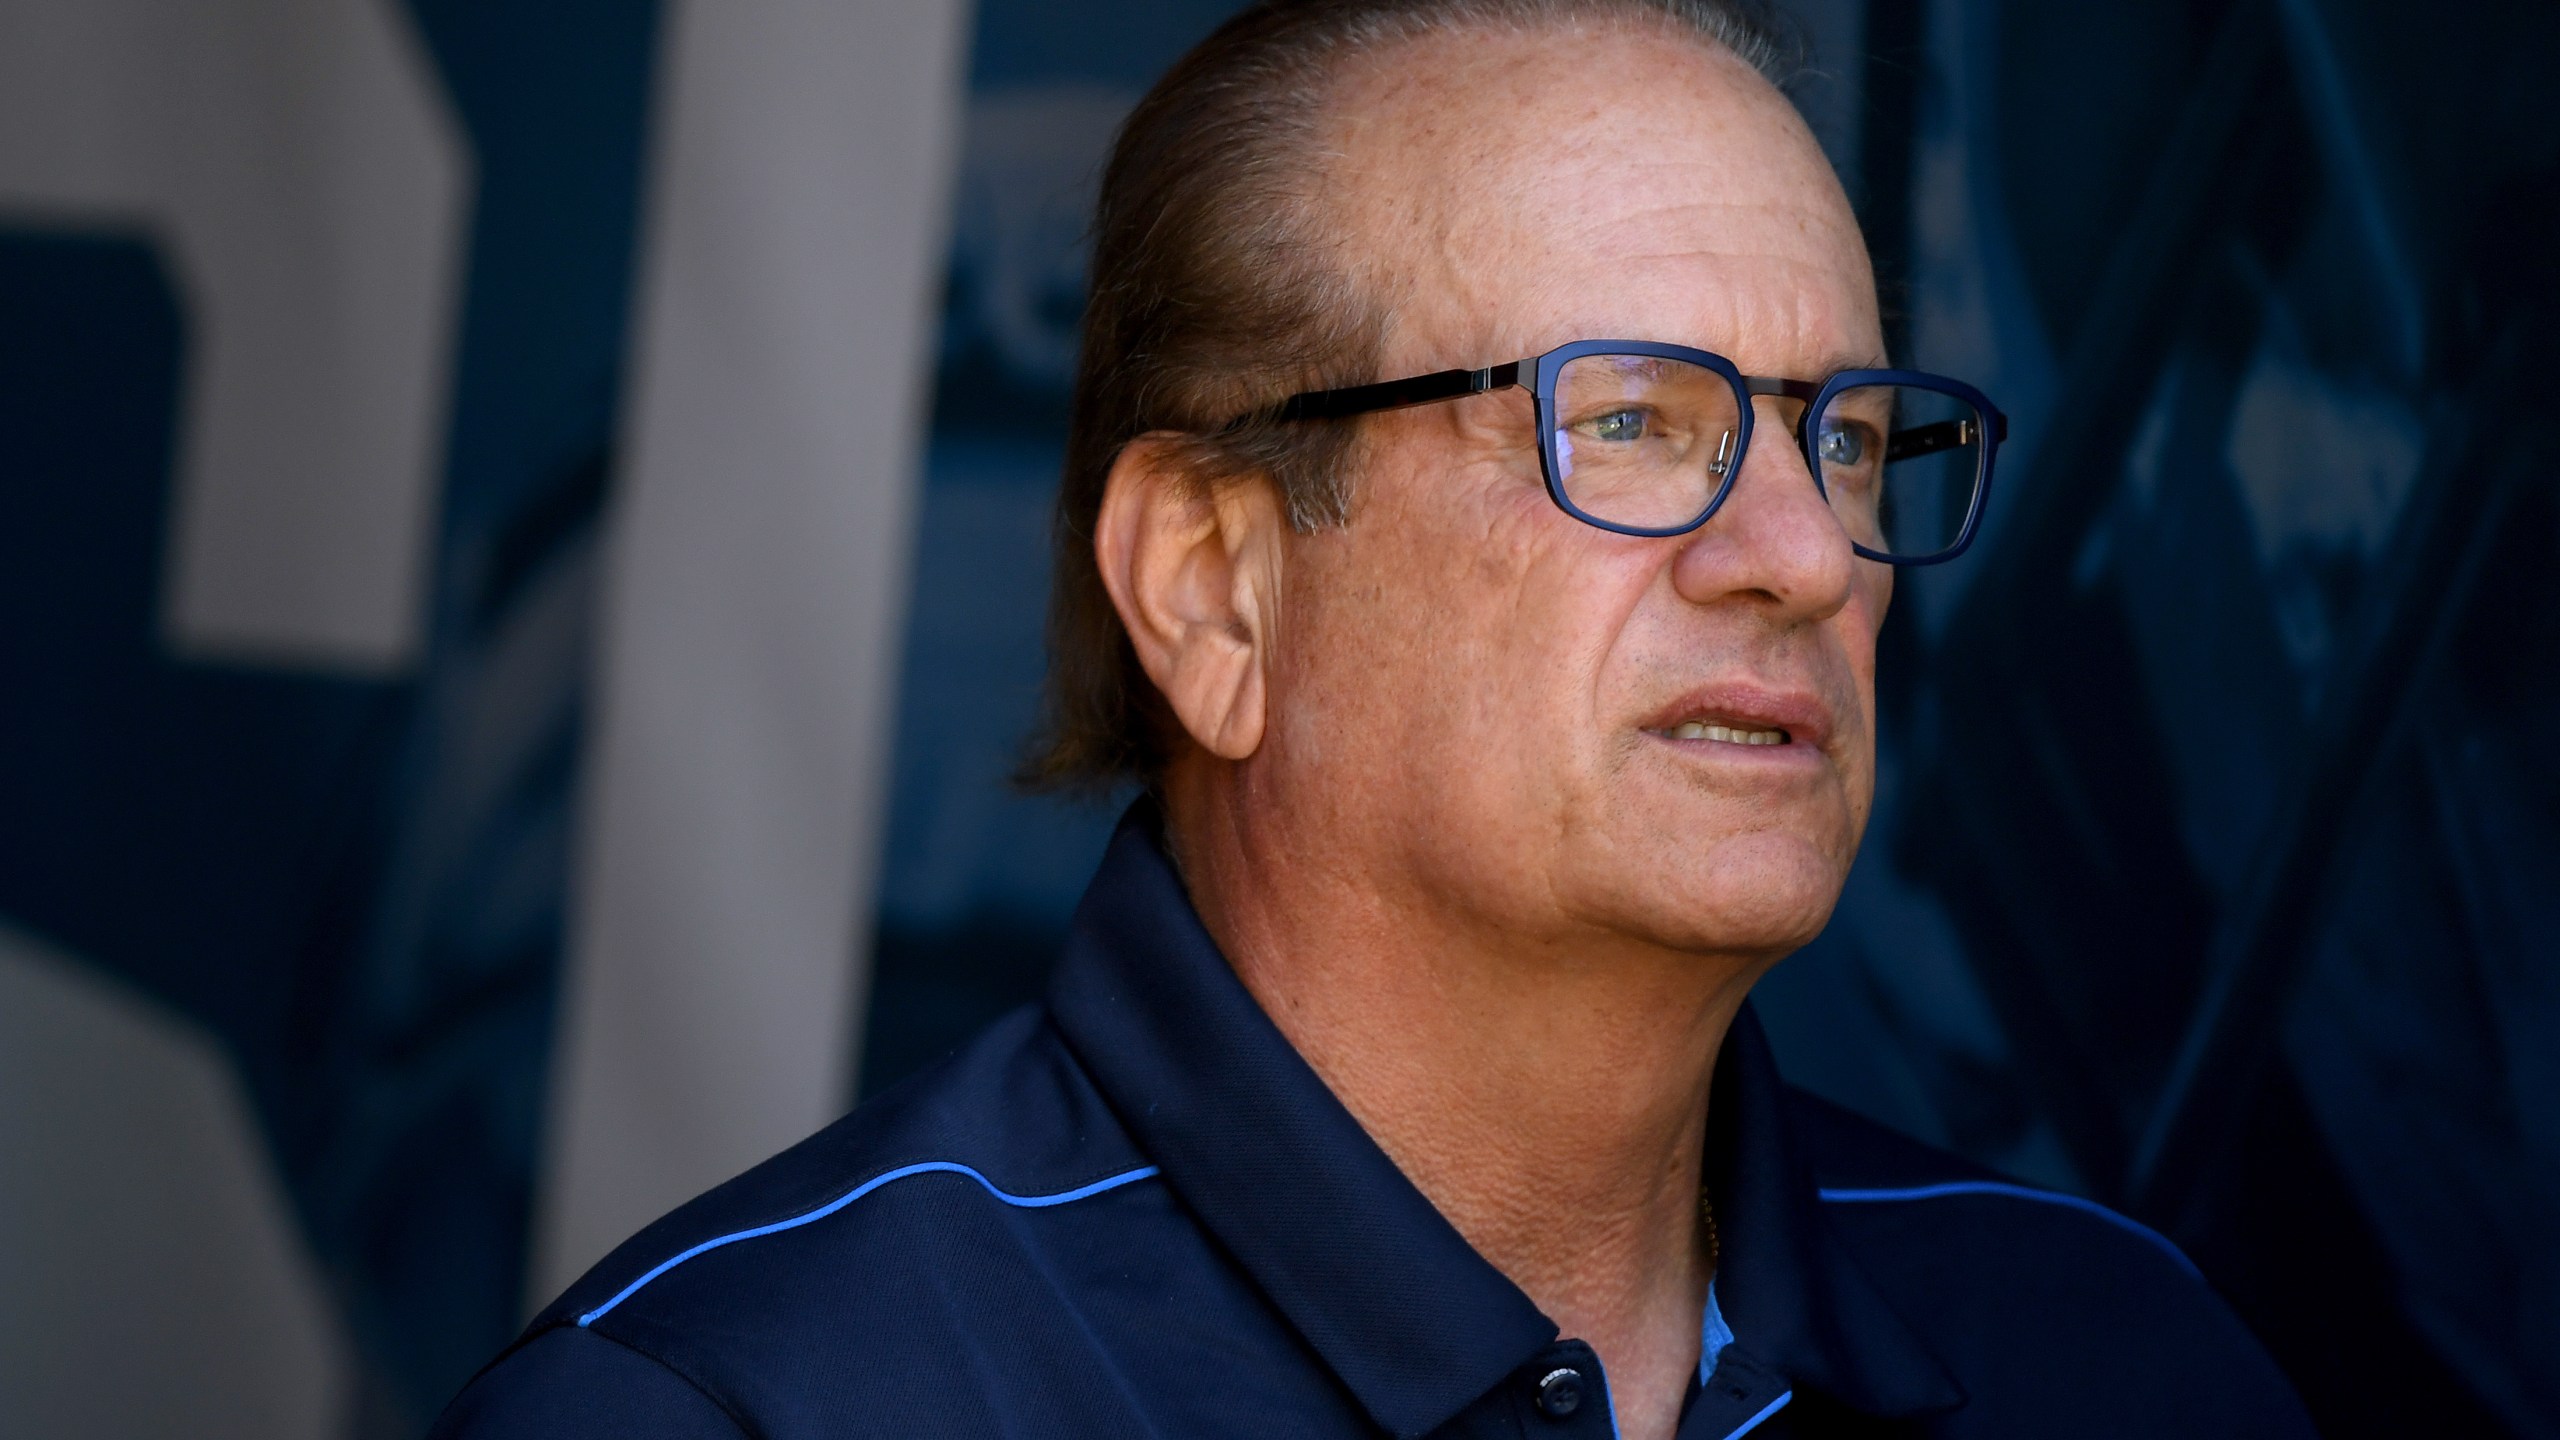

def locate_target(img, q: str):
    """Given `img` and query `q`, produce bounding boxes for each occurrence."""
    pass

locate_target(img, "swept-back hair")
[1024,0,1800,791]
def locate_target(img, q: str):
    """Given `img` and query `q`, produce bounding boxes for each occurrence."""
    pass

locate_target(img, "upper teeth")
[1667,722,1787,745]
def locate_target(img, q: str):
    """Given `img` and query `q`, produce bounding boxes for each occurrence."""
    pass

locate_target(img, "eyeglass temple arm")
[1265,365,2012,452]
[1270,361,1526,423]
[1736,377,2012,459]
[1883,411,2009,462]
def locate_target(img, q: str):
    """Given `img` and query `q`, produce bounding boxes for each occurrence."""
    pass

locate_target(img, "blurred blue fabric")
[0,1,661,1424]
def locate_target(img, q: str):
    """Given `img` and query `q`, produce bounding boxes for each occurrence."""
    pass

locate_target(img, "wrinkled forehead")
[1316,19,1880,374]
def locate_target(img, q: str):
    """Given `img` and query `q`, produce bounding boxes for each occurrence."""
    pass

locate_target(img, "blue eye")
[1591,409,1650,442]
[1818,424,1867,466]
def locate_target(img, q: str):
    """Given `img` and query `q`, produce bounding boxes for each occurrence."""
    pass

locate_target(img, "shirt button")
[1534,1366,1585,1419]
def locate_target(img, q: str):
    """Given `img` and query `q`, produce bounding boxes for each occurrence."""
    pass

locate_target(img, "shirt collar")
[1702,1001,1966,1418]
[1047,805,1551,1436]
[1046,805,1962,1434]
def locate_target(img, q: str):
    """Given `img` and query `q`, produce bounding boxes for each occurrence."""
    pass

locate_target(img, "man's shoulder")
[1784,1086,2315,1437]
[551,1005,1153,1314]
[1782,1084,2202,1291]
[438,1006,1171,1435]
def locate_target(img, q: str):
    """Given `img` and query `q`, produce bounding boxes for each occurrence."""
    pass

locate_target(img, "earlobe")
[1093,438,1281,763]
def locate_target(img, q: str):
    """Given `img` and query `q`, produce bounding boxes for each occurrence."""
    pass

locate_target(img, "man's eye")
[1589,409,1650,442]
[1817,423,1868,467]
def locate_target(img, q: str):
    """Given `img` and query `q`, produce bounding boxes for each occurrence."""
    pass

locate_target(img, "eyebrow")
[1808,351,1893,376]
[1582,355,1717,382]
[1555,349,1895,386]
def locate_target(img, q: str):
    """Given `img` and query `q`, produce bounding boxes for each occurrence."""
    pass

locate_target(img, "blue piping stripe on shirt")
[1721,1389,1794,1440]
[1818,1180,2201,1280]
[577,1162,1163,1327]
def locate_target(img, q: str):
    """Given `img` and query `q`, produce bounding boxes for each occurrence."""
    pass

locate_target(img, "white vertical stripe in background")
[532,0,973,1301]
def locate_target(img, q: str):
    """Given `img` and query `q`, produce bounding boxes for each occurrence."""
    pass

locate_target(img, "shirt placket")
[1678,1346,1796,1440]
[1425,1340,1623,1440]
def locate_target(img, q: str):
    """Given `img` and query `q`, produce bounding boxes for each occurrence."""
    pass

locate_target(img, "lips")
[1661,719,1788,745]
[1640,682,1836,751]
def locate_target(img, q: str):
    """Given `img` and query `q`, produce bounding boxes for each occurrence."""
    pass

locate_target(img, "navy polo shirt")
[436,808,2314,1438]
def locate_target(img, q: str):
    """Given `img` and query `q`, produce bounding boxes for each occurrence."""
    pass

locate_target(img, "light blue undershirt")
[1701,1279,1737,1382]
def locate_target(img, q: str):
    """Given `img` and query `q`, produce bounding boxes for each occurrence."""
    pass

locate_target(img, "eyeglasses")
[1255,339,2009,565]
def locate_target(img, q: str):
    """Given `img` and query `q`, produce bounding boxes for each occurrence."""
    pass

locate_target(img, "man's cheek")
[1861,561,1895,625]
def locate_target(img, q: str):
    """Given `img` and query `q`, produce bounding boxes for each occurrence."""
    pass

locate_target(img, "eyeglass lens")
[1550,354,1742,532]
[1548,353,1984,558]
[1813,382,1984,560]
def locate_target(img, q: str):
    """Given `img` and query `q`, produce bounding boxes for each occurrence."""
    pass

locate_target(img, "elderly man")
[437,2,2314,1436]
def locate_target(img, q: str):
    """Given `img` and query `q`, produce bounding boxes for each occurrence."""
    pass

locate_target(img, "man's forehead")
[1318,19,1878,372]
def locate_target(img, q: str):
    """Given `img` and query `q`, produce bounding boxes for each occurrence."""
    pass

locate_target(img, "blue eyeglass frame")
[1260,337,2011,564]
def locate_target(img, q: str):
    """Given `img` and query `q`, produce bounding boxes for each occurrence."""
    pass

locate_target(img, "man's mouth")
[1642,683,1833,753]
[1656,720,1791,746]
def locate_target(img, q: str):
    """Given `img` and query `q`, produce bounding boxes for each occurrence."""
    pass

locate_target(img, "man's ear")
[1093,437,1287,763]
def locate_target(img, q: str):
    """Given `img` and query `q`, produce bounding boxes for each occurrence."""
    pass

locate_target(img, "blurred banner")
[0,0,963,1433]
[855,0,1240,1094]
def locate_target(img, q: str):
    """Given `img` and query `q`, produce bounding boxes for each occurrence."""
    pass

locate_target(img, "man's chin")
[1653,900,1833,962]
[1582,838,1846,960]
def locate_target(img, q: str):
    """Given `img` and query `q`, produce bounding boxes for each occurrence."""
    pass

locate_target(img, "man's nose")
[1667,399,1857,619]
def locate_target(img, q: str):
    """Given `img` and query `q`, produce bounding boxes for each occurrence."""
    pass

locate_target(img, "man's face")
[1258,24,1890,963]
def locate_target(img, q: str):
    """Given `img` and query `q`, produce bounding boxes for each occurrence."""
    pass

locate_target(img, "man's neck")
[1163,783,1764,1440]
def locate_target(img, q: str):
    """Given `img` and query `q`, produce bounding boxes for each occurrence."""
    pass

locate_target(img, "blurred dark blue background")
[862,2,2560,1436]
